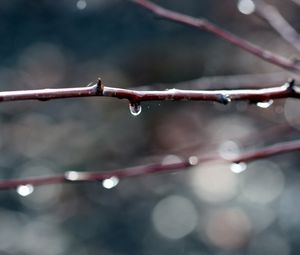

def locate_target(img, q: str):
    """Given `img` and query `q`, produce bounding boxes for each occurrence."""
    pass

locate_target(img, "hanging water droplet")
[129,102,142,116]
[188,156,199,166]
[102,176,119,189]
[16,184,34,197]
[76,0,87,10]
[230,162,247,174]
[256,100,274,109]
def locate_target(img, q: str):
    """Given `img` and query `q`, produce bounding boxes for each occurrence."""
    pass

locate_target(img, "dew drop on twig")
[256,100,273,109]
[230,162,247,174]
[102,176,119,189]
[129,102,142,116]
[16,184,34,197]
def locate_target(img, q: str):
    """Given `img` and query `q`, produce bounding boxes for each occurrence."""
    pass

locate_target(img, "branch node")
[217,94,231,105]
[96,78,104,95]
[286,78,297,95]
[288,78,295,89]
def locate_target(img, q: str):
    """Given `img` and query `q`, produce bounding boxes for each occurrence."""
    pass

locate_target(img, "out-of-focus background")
[0,0,300,254]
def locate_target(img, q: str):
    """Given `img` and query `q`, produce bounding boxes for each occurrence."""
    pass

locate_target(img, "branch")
[1,139,300,190]
[130,0,300,74]
[254,0,300,52]
[0,79,299,106]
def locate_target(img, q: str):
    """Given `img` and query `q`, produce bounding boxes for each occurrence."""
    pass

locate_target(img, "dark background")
[0,0,299,254]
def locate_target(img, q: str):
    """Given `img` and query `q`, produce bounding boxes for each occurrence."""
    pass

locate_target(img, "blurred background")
[0,0,300,254]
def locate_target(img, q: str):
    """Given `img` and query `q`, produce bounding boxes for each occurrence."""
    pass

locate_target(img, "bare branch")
[130,0,300,74]
[254,0,300,52]
[0,79,299,105]
[1,139,300,190]
[233,139,300,163]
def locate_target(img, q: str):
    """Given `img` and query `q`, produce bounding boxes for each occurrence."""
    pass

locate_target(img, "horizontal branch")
[0,79,299,105]
[130,0,300,74]
[1,139,300,190]
[233,139,300,163]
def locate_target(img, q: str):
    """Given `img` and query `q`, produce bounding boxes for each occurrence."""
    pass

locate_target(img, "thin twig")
[233,139,300,163]
[130,0,300,74]
[0,79,299,105]
[254,0,300,52]
[1,139,300,190]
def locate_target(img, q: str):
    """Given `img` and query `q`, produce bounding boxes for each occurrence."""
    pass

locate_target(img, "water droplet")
[162,155,182,165]
[64,171,89,181]
[237,0,255,15]
[188,156,199,166]
[16,184,34,197]
[129,102,142,116]
[102,176,119,189]
[230,162,247,174]
[256,100,274,109]
[76,0,87,10]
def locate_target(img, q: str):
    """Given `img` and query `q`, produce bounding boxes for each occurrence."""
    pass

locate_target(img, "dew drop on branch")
[102,176,119,189]
[129,102,142,116]
[16,184,34,197]
[230,162,247,174]
[256,100,274,109]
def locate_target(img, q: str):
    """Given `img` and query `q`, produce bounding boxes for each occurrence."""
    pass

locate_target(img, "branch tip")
[96,78,104,95]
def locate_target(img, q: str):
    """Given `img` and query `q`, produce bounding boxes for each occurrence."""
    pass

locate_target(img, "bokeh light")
[239,160,285,204]
[152,195,198,239]
[205,207,252,250]
[189,162,238,203]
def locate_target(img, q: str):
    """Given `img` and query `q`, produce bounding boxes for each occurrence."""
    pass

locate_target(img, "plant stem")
[131,0,300,74]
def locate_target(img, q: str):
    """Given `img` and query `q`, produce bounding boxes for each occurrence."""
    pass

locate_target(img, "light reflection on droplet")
[65,171,80,181]
[256,100,274,109]
[17,184,34,197]
[102,176,119,189]
[237,0,255,15]
[161,155,182,165]
[76,0,87,10]
[230,162,247,174]
[129,102,142,116]
[188,156,199,166]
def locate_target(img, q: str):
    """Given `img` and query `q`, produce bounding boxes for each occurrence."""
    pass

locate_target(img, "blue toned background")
[0,0,299,254]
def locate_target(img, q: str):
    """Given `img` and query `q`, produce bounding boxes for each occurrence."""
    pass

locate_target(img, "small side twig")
[1,139,300,190]
[254,0,300,52]
[130,0,300,74]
